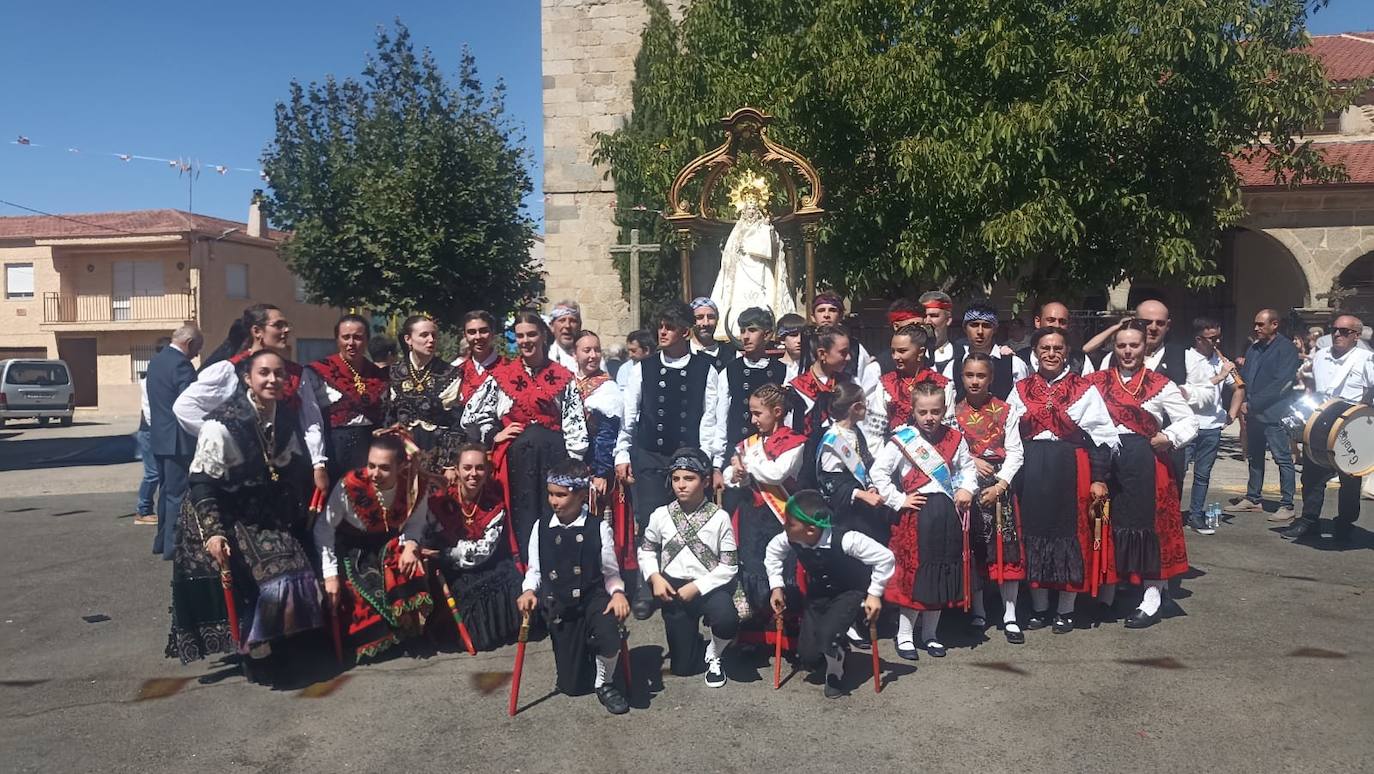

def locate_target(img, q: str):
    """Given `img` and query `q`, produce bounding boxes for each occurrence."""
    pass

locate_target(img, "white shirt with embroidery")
[460,361,589,459]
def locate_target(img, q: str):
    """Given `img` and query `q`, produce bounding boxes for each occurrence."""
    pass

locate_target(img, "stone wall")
[541,0,650,340]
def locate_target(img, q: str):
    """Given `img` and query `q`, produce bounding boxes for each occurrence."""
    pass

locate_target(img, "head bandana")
[784,495,833,529]
[923,299,953,312]
[964,308,998,325]
[887,311,923,328]
[668,453,710,477]
[549,305,579,322]
[777,322,803,338]
[812,292,844,314]
[690,297,719,313]
[547,472,591,491]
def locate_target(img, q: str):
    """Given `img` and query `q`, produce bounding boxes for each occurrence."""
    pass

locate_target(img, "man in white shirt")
[1283,313,1374,542]
[1180,317,1244,535]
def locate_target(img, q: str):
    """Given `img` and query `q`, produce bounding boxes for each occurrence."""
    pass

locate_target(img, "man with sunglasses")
[1181,317,1244,534]
[1086,300,1188,384]
[1227,309,1300,520]
[1282,313,1374,543]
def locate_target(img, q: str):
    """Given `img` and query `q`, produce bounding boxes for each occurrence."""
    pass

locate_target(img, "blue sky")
[1,0,1371,231]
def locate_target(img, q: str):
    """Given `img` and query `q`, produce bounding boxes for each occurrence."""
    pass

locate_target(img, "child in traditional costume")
[765,490,894,699]
[316,431,433,660]
[516,460,631,715]
[639,448,741,687]
[869,323,954,441]
[872,382,977,660]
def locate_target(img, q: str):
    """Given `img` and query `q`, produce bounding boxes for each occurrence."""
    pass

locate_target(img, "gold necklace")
[341,355,368,396]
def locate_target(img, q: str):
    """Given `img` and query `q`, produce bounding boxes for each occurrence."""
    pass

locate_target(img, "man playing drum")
[1283,313,1374,543]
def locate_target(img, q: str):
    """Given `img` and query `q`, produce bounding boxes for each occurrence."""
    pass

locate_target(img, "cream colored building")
[0,195,339,413]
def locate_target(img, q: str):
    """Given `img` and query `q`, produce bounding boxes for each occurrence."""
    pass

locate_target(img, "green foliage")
[594,0,1355,309]
[262,21,539,327]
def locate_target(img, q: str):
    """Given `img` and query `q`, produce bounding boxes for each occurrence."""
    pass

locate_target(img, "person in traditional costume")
[869,323,954,442]
[384,315,465,476]
[872,298,925,374]
[305,314,389,484]
[174,303,329,497]
[689,297,740,370]
[920,291,967,379]
[408,443,523,651]
[765,490,894,699]
[316,431,434,660]
[872,382,977,659]
[614,301,716,619]
[958,302,1029,401]
[723,384,807,619]
[166,350,324,684]
[572,330,635,578]
[1087,323,1197,628]
[1005,327,1119,634]
[1015,301,1096,376]
[451,309,504,402]
[639,448,741,687]
[809,292,880,396]
[787,324,857,489]
[706,306,786,495]
[464,311,588,565]
[516,460,632,715]
[953,354,1027,644]
[775,313,807,383]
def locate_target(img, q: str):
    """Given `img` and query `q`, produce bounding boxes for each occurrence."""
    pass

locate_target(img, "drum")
[1302,398,1374,476]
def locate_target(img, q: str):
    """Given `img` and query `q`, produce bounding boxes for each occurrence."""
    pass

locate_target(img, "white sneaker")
[704,657,726,688]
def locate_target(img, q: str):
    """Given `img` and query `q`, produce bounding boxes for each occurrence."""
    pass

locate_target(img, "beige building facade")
[0,197,339,413]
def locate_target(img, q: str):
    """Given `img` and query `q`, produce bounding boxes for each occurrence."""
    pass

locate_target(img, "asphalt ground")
[1,480,1371,773]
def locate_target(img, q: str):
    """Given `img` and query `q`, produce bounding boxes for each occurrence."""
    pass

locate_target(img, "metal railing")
[43,291,196,324]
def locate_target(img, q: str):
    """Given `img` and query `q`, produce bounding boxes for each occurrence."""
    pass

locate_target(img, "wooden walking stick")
[869,617,882,694]
[772,613,784,689]
[618,626,633,693]
[508,612,531,717]
[219,569,241,649]
[993,498,1005,585]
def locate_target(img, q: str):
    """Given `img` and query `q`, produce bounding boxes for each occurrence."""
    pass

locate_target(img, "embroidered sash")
[742,434,791,523]
[892,426,955,498]
[660,501,730,570]
[819,425,872,487]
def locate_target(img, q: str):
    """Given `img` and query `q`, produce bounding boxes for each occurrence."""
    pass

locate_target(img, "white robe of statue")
[708,201,795,339]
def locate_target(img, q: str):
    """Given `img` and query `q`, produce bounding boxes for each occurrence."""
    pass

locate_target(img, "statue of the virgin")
[707,174,796,339]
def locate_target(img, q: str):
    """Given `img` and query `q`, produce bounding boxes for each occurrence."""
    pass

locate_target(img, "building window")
[5,263,34,299]
[225,263,248,298]
[130,345,157,381]
[294,337,334,365]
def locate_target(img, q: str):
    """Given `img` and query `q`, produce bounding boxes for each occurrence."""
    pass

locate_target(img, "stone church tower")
[541,0,651,340]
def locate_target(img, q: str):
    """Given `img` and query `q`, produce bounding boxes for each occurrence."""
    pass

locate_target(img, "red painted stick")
[508,612,531,717]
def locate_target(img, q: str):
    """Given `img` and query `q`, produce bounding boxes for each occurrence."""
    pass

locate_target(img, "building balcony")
[42,291,196,330]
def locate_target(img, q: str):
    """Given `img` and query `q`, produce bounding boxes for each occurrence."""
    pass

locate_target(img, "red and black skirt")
[884,494,964,610]
[1017,440,1116,593]
[1110,434,1189,582]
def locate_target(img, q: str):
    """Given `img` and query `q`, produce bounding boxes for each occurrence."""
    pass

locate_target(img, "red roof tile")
[1307,33,1374,83]
[1234,140,1374,188]
[0,208,285,241]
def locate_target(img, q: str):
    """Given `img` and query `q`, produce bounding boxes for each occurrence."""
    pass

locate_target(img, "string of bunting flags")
[9,134,268,182]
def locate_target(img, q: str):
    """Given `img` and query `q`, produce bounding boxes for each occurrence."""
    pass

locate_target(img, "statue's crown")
[728,173,770,212]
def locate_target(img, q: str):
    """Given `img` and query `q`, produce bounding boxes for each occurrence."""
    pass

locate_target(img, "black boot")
[630,574,656,621]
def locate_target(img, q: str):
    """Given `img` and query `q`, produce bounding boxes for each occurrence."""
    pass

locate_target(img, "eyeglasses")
[268,320,291,330]
[1197,335,1221,343]
[1332,327,1359,337]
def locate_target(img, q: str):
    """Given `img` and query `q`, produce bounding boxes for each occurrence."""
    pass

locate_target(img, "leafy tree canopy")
[263,21,539,327]
[594,0,1355,308]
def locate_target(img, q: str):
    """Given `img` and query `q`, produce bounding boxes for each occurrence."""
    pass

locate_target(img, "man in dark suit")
[1227,308,1301,520]
[146,324,203,559]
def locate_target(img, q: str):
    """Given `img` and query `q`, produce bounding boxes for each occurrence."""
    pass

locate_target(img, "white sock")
[705,634,728,663]
[920,610,942,645]
[1000,581,1020,625]
[1030,587,1050,613]
[1098,584,1117,606]
[971,590,987,620]
[594,654,614,688]
[896,608,918,648]
[1139,582,1165,616]
[824,646,844,678]
[846,625,862,643]
[1057,591,1077,616]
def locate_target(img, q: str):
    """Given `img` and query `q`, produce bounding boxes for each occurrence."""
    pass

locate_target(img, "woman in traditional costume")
[1005,327,1119,634]
[305,313,389,483]
[462,311,587,566]
[384,315,465,476]
[165,350,324,683]
[572,329,634,573]
[1086,323,1196,628]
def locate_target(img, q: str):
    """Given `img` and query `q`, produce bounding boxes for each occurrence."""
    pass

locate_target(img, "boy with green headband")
[765,490,895,699]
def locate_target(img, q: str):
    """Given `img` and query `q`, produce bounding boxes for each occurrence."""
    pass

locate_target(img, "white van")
[0,359,76,427]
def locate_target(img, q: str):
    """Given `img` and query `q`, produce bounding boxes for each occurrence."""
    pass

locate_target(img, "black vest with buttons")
[724,357,788,452]
[636,353,714,453]
[791,525,873,598]
[537,512,605,618]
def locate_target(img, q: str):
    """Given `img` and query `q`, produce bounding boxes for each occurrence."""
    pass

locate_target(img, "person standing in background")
[1226,309,1300,522]
[145,324,204,559]
[133,338,171,526]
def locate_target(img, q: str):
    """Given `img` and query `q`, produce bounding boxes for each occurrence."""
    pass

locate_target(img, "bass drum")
[1303,398,1374,476]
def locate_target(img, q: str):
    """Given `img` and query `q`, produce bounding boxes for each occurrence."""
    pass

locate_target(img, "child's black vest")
[636,353,714,454]
[723,357,787,455]
[792,525,872,598]
[537,513,605,618]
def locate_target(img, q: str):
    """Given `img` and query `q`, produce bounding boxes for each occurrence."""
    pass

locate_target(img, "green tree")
[594,0,1356,308]
[262,22,539,326]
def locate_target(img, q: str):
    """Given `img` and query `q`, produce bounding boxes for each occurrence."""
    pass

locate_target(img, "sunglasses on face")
[1332,327,1359,337]
[1198,335,1221,343]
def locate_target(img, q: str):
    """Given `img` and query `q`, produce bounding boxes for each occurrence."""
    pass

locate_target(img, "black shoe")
[1025,611,1051,630]
[1052,613,1075,634]
[923,640,947,658]
[1003,623,1025,645]
[1124,609,1159,629]
[631,592,656,621]
[1280,519,1317,540]
[848,632,870,650]
[968,615,987,631]
[704,657,726,688]
[894,638,919,661]
[596,684,630,715]
[823,673,845,699]
[1094,601,1119,625]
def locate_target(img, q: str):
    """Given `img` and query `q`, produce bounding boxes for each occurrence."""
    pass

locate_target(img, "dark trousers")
[154,454,190,559]
[797,589,866,669]
[1245,419,1295,508]
[629,447,673,530]
[545,589,622,695]
[1299,462,1361,533]
[659,576,741,675]
[1184,427,1222,520]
